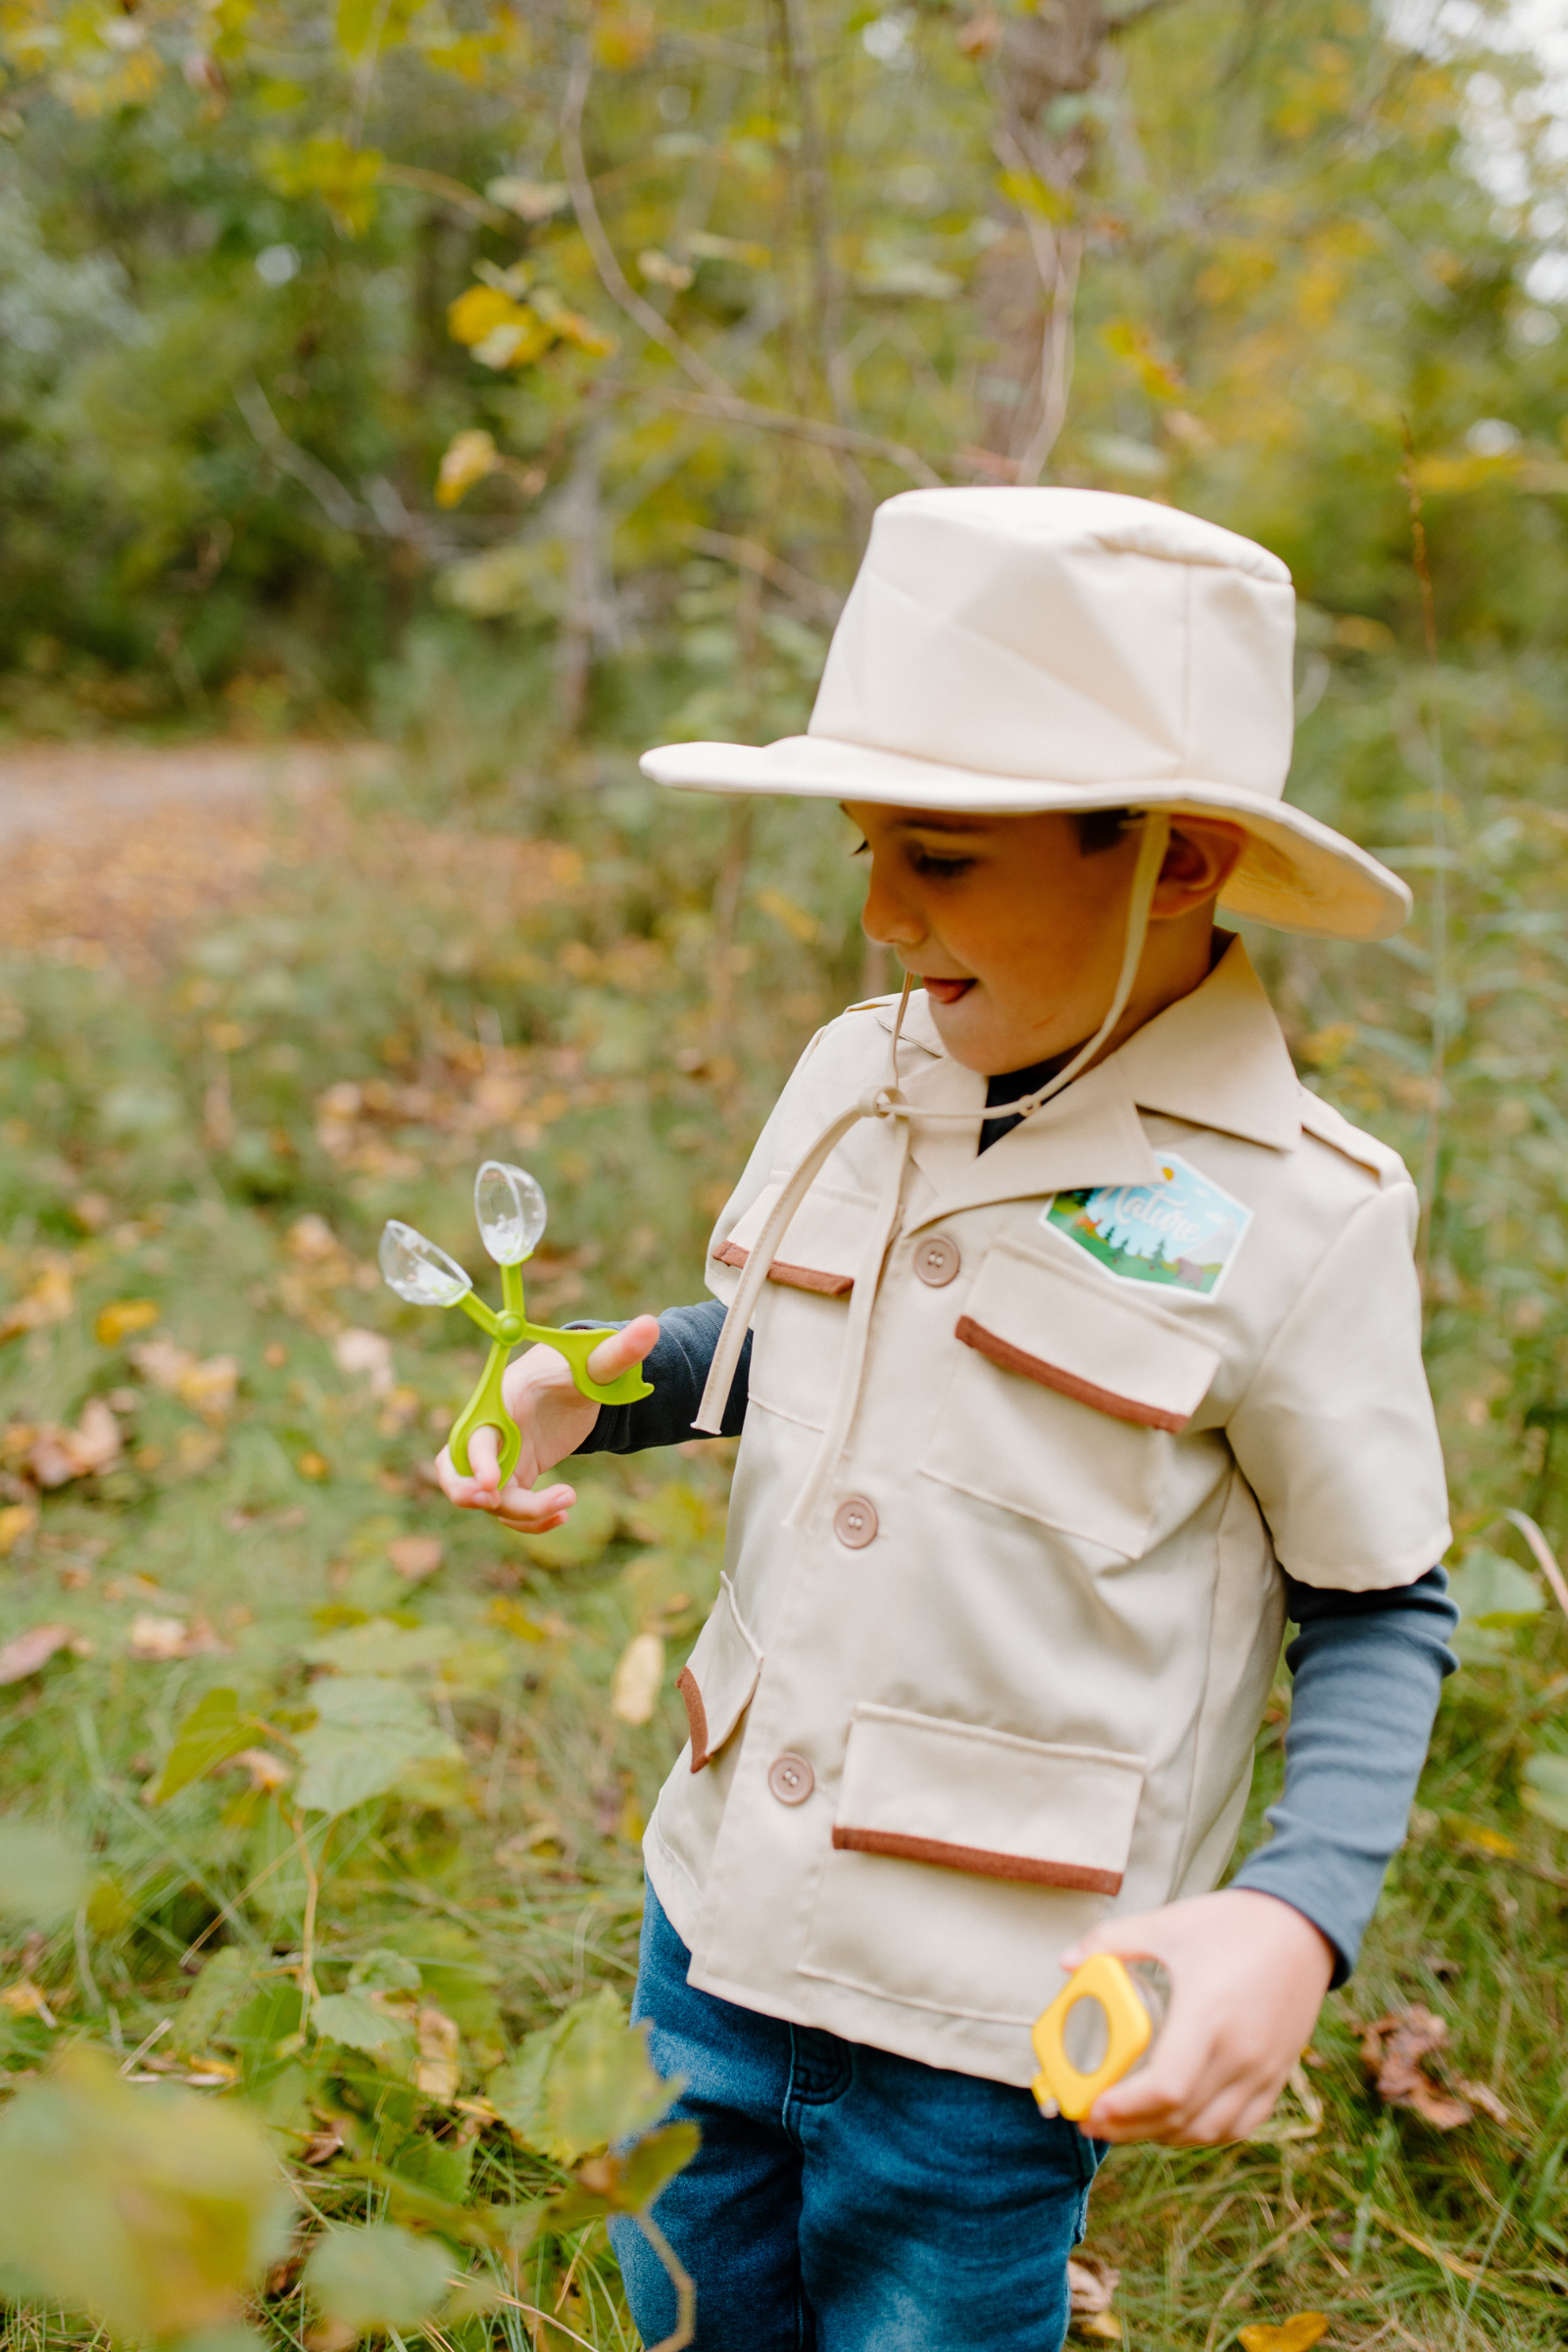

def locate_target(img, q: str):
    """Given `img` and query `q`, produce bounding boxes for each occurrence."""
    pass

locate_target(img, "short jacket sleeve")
[1227,1180,1450,1590]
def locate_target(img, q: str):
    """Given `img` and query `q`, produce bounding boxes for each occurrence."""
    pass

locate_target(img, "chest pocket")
[920,1239,1221,1558]
[715,1178,878,1432]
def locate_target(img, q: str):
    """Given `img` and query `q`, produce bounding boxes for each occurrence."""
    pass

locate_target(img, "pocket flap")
[956,1239,1220,1432]
[675,1575,763,1772]
[831,1704,1144,1895]
[711,1178,874,1298]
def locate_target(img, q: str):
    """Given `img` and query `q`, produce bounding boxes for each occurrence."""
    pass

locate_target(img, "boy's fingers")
[464,1423,503,1494]
[585,1313,662,1386]
[489,1479,577,1532]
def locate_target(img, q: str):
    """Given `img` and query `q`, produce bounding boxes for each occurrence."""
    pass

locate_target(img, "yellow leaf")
[756,887,819,945]
[1,1979,57,2025]
[447,283,521,347]
[611,1631,664,1724]
[553,309,616,359]
[414,2004,461,2102]
[95,1298,160,1347]
[1237,2317,1331,2352]
[1102,318,1185,402]
[0,1263,73,1345]
[436,428,500,509]
[0,1502,38,1557]
[593,3,656,70]
[297,1450,330,1481]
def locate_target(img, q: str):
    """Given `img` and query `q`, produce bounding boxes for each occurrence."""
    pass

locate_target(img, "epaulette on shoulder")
[1296,1086,1408,1184]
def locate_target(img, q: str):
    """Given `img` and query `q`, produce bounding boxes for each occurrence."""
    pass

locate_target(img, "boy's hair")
[1073,808,1132,855]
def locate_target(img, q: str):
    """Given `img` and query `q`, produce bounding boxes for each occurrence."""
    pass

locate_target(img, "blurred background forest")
[4,0,1568,2345]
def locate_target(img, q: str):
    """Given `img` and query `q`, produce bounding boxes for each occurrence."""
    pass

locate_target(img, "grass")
[2,701,1568,2350]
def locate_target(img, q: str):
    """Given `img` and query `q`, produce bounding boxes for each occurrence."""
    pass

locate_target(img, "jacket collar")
[868,937,1299,1223]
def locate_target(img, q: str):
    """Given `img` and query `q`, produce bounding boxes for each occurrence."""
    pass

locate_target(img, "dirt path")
[0,741,374,971]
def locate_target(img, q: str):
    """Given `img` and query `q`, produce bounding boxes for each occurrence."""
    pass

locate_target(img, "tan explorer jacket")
[643,939,1451,2086]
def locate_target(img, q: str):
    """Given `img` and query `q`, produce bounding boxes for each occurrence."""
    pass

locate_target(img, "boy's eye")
[909,849,975,879]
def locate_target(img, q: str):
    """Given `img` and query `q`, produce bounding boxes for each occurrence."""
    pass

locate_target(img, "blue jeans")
[608,1886,1103,2351]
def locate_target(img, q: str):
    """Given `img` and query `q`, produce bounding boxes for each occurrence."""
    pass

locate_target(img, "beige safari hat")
[641,486,1409,941]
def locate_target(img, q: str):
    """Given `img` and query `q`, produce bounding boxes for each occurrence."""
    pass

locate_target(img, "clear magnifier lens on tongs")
[474,1160,548,1267]
[377,1219,473,1307]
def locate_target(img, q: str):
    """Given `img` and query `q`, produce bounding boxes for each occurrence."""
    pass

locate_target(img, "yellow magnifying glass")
[1031,1954,1168,2123]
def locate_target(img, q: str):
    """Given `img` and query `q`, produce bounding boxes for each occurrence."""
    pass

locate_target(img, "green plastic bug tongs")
[379,1160,653,1485]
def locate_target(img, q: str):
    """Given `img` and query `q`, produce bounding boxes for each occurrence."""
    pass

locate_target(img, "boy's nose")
[861,866,926,949]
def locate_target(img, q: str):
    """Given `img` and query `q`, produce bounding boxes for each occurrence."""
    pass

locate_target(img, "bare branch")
[235,377,363,531]
[235,378,456,557]
[624,384,950,488]
[559,41,735,400]
[379,162,508,227]
[686,526,845,625]
[1016,228,1082,481]
[1102,0,1185,30]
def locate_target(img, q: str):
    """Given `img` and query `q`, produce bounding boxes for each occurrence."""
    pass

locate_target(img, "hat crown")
[808,488,1297,803]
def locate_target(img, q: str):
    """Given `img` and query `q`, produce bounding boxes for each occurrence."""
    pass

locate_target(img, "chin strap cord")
[692,813,1170,1436]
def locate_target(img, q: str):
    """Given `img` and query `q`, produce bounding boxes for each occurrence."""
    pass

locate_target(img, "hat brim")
[639,733,1409,943]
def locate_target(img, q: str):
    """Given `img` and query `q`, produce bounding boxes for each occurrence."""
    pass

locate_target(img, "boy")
[440,491,1456,2350]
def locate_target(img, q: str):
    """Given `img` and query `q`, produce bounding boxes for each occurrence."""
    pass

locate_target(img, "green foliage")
[295,1674,458,1815]
[0,2047,291,2343]
[152,1689,266,1805]
[0,0,1561,750]
[303,2224,452,2332]
[491,1986,678,2166]
[0,1820,88,1926]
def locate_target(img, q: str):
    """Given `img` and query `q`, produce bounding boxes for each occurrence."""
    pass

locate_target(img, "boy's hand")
[1061,1888,1335,2146]
[434,1315,662,1535]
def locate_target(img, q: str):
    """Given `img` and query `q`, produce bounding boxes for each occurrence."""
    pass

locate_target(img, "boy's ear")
[1154,820,1247,914]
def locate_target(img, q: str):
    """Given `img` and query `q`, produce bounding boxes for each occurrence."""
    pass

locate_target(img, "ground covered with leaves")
[2,734,1568,2352]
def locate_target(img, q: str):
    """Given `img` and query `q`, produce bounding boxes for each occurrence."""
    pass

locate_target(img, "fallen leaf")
[1457,2078,1513,2127]
[1360,2007,1473,2129]
[28,1399,122,1489]
[300,2125,345,2166]
[177,1356,238,1421]
[0,1624,75,1686]
[387,1534,443,1583]
[128,1338,197,1392]
[0,1502,38,1557]
[0,1979,58,2027]
[127,1614,227,1663]
[1237,2318,1331,2352]
[94,1299,160,1348]
[413,2005,461,2102]
[1068,2252,1121,2338]
[297,1451,330,1482]
[288,1214,339,1264]
[0,1263,73,1347]
[332,1329,394,1398]
[611,1631,664,1725]
[218,1748,292,1791]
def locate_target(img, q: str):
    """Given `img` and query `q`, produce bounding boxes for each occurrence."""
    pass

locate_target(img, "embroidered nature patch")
[1042,1152,1252,1298]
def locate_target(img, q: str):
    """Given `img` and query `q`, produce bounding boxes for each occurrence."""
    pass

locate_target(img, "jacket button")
[833,1494,878,1547]
[768,1752,814,1805]
[914,1234,960,1287]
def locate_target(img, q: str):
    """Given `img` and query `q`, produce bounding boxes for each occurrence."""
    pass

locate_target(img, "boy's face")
[843,802,1243,1077]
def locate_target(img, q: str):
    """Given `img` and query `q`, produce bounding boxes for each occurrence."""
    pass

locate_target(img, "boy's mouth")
[919,975,977,1006]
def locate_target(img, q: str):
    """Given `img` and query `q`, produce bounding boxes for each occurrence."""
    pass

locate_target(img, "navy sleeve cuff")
[571,1299,750,1454]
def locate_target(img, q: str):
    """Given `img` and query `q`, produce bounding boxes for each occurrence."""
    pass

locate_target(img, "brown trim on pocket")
[713,1240,854,1298]
[677,1667,711,1772]
[955,1314,1190,1433]
[833,1825,1122,1895]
